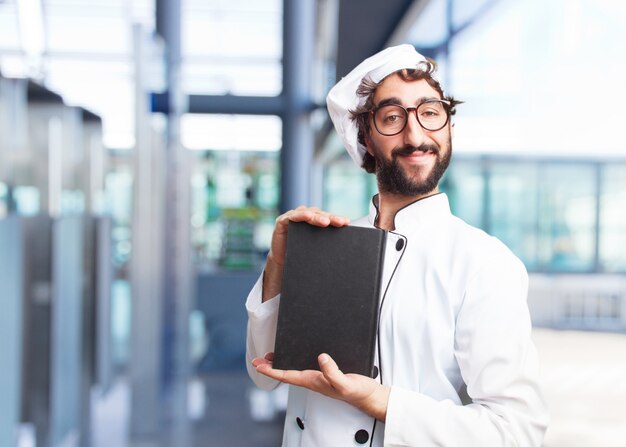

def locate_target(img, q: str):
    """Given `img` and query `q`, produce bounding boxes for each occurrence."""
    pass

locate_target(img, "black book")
[272,221,387,377]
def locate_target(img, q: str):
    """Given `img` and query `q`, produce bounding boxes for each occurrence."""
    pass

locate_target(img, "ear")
[450,122,455,140]
[363,133,374,155]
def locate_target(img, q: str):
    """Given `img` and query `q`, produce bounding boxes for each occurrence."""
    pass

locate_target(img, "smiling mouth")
[396,149,437,161]
[400,150,434,156]
[393,145,439,158]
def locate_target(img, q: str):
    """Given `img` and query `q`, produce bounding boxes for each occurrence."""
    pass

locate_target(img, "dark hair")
[349,59,462,173]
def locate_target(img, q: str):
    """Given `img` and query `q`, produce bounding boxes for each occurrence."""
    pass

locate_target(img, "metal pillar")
[130,24,165,440]
[50,216,84,446]
[0,217,24,447]
[280,0,317,212]
[157,0,193,444]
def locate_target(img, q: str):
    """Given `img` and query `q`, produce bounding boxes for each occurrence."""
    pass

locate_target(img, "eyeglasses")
[370,99,451,135]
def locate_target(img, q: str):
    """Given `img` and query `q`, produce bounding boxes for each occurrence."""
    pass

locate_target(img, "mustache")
[391,144,439,157]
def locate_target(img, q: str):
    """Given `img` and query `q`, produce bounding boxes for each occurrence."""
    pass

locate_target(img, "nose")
[402,108,427,147]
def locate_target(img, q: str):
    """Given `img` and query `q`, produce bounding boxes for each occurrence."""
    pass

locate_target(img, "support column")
[157,0,193,445]
[130,24,164,440]
[280,0,317,212]
[0,217,23,447]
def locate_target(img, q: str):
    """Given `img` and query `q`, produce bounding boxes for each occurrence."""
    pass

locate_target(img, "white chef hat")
[326,44,438,167]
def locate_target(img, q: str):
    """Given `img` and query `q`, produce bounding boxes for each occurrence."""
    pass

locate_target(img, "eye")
[383,113,402,123]
[419,103,444,118]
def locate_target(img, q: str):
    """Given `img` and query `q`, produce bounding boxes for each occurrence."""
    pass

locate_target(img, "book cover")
[272,221,387,377]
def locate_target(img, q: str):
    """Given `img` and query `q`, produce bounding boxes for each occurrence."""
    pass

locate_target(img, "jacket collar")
[368,192,451,233]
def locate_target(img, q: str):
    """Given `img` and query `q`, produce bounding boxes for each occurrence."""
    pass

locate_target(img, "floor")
[90,369,284,447]
[88,328,626,447]
[533,329,626,447]
[191,371,284,447]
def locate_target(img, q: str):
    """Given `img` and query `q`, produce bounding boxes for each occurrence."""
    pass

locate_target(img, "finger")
[328,215,350,227]
[277,209,317,224]
[254,364,297,383]
[254,363,327,390]
[264,352,275,361]
[306,210,349,227]
[318,353,350,392]
[286,210,331,227]
[252,358,270,369]
[295,210,349,227]
[277,208,349,229]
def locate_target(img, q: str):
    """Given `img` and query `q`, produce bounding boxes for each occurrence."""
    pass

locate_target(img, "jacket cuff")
[245,272,281,319]
[384,386,431,445]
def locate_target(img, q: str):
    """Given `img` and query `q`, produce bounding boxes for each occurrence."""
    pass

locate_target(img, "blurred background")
[1,0,625,446]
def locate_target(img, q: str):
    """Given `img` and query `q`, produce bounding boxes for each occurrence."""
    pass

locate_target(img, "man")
[246,44,549,446]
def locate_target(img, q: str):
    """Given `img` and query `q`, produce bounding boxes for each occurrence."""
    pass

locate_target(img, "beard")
[372,139,452,196]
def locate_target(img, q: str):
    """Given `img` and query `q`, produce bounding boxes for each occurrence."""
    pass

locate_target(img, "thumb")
[318,353,347,388]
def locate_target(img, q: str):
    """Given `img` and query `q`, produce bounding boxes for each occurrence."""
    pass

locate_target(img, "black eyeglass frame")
[369,99,452,136]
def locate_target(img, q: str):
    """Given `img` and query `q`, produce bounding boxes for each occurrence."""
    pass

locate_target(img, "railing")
[528,274,626,332]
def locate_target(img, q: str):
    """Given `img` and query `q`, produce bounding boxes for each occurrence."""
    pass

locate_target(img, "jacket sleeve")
[384,244,549,446]
[245,273,282,390]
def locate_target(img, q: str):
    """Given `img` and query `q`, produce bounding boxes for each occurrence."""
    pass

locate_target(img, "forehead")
[373,74,441,104]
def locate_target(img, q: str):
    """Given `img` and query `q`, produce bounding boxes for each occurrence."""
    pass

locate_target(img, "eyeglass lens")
[374,101,448,134]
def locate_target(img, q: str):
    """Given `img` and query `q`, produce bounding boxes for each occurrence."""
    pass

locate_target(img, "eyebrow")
[376,96,442,108]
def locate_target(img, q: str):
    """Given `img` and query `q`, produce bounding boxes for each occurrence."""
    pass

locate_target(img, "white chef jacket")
[246,193,549,446]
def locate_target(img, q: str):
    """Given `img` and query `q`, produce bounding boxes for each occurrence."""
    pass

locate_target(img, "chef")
[245,44,549,446]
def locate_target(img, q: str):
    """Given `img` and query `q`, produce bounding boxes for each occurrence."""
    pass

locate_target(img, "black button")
[395,238,405,251]
[372,365,379,379]
[296,417,304,430]
[355,429,369,444]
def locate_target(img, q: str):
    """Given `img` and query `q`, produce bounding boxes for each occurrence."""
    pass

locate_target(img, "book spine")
[368,230,387,378]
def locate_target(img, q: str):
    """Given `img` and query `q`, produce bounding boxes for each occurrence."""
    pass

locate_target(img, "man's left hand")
[252,352,390,422]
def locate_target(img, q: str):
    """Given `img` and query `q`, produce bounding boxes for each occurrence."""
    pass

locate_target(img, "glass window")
[448,0,626,159]
[323,160,371,220]
[536,164,597,272]
[46,14,130,54]
[488,161,539,269]
[105,164,133,267]
[441,158,485,229]
[3,0,155,149]
[181,114,281,151]
[444,157,605,273]
[12,185,40,215]
[45,59,135,149]
[0,3,21,51]
[182,60,281,96]
[182,0,282,97]
[599,164,626,272]
[0,182,7,218]
[190,150,279,269]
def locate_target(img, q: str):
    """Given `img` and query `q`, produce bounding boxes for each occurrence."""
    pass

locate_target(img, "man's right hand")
[262,206,350,302]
